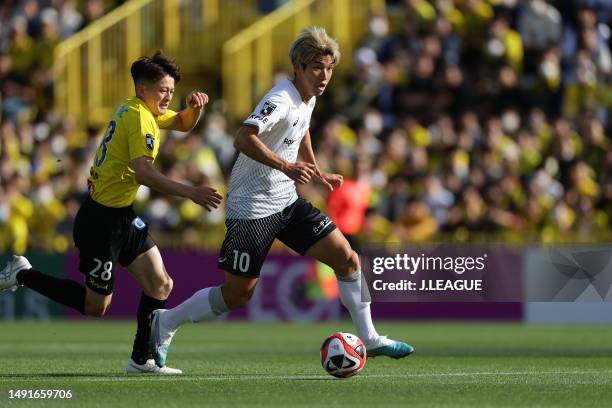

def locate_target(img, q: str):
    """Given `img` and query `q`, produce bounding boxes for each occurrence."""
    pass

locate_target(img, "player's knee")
[146,275,173,300]
[158,276,173,299]
[349,250,360,271]
[334,249,360,278]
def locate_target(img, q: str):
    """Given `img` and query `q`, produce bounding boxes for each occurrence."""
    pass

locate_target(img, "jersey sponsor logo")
[313,216,332,236]
[145,134,155,151]
[260,101,277,116]
[283,137,295,146]
[249,114,269,124]
[115,104,129,118]
[132,217,146,230]
[87,278,109,290]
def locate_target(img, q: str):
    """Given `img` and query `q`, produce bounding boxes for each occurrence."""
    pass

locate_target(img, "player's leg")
[125,246,172,364]
[150,215,278,367]
[153,271,259,330]
[123,244,181,374]
[279,199,413,359]
[15,197,122,316]
[286,222,383,347]
[2,254,116,317]
[157,271,256,331]
[150,271,257,367]
[0,255,87,314]
[71,199,123,316]
[117,211,181,374]
[221,271,259,310]
[1,197,119,316]
[305,230,377,341]
[306,231,413,358]
[84,288,112,316]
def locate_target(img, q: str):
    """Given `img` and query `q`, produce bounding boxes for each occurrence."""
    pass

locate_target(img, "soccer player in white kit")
[149,27,414,367]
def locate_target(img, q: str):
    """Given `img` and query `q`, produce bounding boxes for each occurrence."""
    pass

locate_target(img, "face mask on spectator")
[502,111,520,134]
[364,112,383,135]
[369,16,388,37]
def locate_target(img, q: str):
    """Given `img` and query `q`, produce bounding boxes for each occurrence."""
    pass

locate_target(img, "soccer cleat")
[0,255,32,292]
[126,358,182,375]
[149,309,176,368]
[366,336,414,359]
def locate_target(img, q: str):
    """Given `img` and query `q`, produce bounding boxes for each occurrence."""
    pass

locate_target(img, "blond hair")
[289,26,340,68]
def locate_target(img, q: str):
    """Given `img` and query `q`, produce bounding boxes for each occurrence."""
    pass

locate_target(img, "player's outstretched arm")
[133,156,222,211]
[298,130,343,191]
[167,91,209,132]
[233,124,316,184]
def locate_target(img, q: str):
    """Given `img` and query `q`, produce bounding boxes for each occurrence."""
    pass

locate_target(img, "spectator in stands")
[1,0,612,250]
[518,0,562,73]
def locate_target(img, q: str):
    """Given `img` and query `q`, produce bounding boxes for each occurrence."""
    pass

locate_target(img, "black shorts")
[218,198,336,277]
[73,197,155,295]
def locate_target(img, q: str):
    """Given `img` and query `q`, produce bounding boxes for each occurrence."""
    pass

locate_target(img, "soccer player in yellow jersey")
[0,51,222,374]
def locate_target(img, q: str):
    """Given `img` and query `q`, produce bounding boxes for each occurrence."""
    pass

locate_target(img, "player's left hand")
[186,92,209,110]
[316,170,343,191]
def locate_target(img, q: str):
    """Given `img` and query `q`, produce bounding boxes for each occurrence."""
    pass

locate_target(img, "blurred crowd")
[0,0,125,252]
[307,0,612,246]
[0,0,611,253]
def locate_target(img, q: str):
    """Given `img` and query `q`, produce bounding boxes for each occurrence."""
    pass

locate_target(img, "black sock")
[131,293,166,365]
[17,269,86,314]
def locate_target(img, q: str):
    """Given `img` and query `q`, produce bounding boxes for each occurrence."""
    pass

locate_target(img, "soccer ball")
[320,332,366,378]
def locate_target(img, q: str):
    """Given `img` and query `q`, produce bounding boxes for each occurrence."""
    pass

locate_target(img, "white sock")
[160,286,228,331]
[337,271,380,347]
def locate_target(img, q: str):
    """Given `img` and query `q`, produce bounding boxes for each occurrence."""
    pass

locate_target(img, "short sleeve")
[128,111,159,161]
[156,109,177,129]
[243,94,289,135]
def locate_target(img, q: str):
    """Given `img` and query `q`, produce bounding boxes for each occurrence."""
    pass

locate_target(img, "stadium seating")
[0,0,610,252]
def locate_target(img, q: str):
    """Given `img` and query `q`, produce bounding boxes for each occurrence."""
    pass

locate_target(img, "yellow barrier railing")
[54,0,258,126]
[222,0,385,121]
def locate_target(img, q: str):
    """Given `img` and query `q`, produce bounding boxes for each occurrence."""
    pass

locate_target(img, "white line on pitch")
[2,370,612,382]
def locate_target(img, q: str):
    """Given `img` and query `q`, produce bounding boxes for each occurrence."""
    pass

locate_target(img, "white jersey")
[227,79,315,219]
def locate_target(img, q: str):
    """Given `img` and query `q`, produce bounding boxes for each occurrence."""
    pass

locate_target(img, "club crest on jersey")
[260,101,277,117]
[132,217,146,230]
[145,134,155,150]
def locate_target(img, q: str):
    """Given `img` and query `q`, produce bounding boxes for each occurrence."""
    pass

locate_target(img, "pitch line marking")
[3,370,612,382]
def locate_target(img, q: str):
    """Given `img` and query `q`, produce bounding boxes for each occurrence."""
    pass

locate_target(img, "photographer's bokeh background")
[0,0,611,322]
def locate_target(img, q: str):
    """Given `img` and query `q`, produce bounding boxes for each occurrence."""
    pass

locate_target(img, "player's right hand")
[189,185,223,211]
[186,91,209,110]
[282,162,316,184]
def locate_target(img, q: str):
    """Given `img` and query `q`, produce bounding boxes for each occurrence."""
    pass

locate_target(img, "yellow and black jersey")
[88,98,177,207]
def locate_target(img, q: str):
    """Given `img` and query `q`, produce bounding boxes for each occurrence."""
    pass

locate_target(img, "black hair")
[130,50,181,85]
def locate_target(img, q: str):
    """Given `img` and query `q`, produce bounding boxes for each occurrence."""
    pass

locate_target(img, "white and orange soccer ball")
[320,332,366,378]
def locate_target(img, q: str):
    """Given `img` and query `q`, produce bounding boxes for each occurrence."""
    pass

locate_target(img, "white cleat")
[126,358,183,375]
[0,255,32,292]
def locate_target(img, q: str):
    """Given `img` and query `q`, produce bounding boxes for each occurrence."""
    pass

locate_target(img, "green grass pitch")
[1,321,611,407]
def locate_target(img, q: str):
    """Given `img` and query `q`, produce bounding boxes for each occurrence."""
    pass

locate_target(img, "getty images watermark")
[359,244,612,302]
[371,253,488,291]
